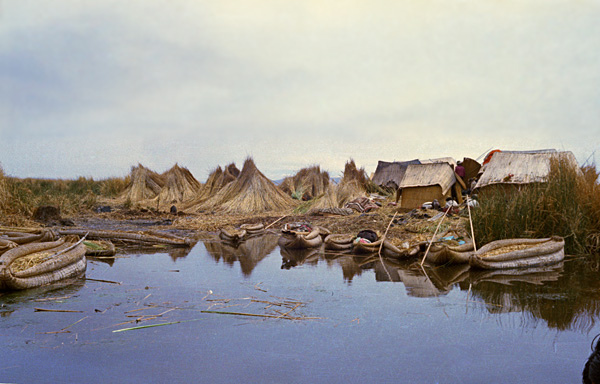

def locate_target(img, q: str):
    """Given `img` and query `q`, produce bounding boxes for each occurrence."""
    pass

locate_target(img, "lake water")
[1,233,599,383]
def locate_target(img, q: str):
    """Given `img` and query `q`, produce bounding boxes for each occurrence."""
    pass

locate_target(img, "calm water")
[1,233,599,383]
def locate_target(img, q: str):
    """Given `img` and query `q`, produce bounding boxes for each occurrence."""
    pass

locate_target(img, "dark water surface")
[2,234,599,383]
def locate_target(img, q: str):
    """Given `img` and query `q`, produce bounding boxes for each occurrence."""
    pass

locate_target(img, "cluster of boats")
[0,227,193,291]
[222,222,566,272]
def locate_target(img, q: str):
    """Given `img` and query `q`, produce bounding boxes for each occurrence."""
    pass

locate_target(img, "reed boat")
[219,227,247,243]
[0,237,87,291]
[278,223,323,249]
[425,239,475,265]
[239,223,265,238]
[352,238,409,259]
[324,234,355,251]
[83,240,116,257]
[469,236,565,270]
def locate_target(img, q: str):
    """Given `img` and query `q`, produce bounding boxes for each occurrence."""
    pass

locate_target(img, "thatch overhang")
[371,159,421,190]
[474,151,579,190]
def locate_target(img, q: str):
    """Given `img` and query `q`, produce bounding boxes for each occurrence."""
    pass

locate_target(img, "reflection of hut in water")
[280,247,321,269]
[463,261,600,332]
[328,255,364,284]
[396,266,452,297]
[203,234,279,277]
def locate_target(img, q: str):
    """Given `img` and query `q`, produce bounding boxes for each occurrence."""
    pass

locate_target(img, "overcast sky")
[1,1,599,181]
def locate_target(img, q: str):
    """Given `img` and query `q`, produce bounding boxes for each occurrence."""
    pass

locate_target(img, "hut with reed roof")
[371,159,421,190]
[153,164,201,211]
[198,157,296,214]
[280,165,331,201]
[398,162,462,209]
[121,164,166,203]
[474,150,579,195]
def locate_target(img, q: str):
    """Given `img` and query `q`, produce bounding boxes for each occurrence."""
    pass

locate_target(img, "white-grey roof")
[475,150,578,189]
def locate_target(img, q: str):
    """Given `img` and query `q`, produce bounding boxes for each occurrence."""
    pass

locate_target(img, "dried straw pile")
[310,159,368,210]
[153,164,201,211]
[199,157,296,214]
[280,165,331,200]
[184,163,240,212]
[121,164,166,203]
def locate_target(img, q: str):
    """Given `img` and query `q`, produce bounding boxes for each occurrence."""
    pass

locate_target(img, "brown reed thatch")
[280,165,331,200]
[199,157,296,214]
[153,164,202,211]
[371,159,421,190]
[121,164,166,203]
[399,162,458,209]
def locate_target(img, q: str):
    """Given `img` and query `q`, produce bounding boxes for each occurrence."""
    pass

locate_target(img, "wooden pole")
[420,208,448,267]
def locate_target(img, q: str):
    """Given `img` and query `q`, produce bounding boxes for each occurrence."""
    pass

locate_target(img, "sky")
[1,0,599,182]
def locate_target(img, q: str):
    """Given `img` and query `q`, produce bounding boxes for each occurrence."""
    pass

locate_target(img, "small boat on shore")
[324,234,355,251]
[0,237,87,291]
[83,240,116,257]
[469,236,565,270]
[278,223,323,249]
[425,239,475,265]
[219,227,247,243]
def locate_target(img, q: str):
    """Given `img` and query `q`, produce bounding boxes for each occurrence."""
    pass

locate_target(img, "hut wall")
[400,185,448,209]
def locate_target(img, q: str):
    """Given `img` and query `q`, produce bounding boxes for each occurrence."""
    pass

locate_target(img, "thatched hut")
[280,165,331,200]
[371,159,421,190]
[461,157,481,182]
[199,157,296,214]
[398,163,460,209]
[474,150,579,195]
[153,164,201,211]
[121,164,166,203]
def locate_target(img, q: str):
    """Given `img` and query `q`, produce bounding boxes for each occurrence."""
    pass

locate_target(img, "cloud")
[1,1,600,179]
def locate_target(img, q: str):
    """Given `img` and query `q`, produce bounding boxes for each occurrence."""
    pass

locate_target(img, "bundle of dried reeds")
[184,163,240,212]
[199,157,296,214]
[153,164,201,211]
[121,164,166,203]
[280,165,331,201]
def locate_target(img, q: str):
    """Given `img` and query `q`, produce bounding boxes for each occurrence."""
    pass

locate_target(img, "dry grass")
[280,165,331,200]
[121,164,166,203]
[153,164,201,211]
[10,251,54,273]
[183,163,240,212]
[198,157,297,214]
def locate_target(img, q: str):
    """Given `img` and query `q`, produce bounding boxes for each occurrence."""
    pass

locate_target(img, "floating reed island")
[1,149,599,281]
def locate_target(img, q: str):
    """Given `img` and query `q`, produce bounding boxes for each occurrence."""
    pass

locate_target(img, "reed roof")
[399,163,457,195]
[475,150,579,189]
[371,159,421,189]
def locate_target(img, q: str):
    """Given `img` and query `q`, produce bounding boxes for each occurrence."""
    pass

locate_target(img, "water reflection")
[203,234,279,276]
[0,277,86,317]
[198,234,600,333]
[465,261,600,332]
[280,247,320,269]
